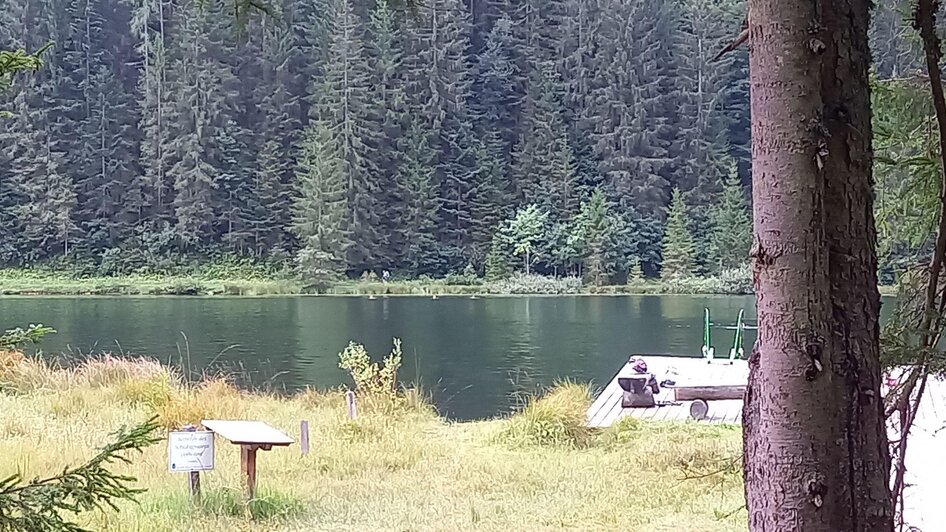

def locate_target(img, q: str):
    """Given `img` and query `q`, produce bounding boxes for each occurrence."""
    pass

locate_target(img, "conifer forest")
[0,0,929,283]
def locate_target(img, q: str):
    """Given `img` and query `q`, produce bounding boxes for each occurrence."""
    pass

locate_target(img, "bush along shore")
[0,340,745,531]
[0,266,762,297]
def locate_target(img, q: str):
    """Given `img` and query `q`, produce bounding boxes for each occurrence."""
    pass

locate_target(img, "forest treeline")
[0,0,926,282]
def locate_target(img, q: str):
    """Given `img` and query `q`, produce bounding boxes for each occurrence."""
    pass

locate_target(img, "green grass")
[0,353,746,531]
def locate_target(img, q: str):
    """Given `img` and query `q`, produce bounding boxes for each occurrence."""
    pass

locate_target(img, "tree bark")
[743,0,891,529]
[820,0,893,528]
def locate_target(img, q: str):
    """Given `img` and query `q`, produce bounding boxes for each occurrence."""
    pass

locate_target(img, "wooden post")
[181,425,202,500]
[300,421,310,456]
[240,445,258,502]
[346,391,357,420]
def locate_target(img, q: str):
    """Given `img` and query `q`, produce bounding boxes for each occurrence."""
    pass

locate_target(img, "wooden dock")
[586,355,748,427]
[587,355,946,528]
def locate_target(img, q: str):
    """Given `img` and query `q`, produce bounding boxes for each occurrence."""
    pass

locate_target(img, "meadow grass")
[0,355,745,531]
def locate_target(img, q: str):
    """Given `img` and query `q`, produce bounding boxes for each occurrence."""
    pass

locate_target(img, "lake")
[1,295,760,420]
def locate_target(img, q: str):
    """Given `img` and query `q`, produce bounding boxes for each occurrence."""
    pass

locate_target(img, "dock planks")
[586,355,748,427]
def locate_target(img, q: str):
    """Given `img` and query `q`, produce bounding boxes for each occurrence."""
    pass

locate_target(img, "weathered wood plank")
[674,385,746,402]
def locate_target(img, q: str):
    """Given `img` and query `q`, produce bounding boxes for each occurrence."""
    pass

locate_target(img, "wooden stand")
[201,419,294,517]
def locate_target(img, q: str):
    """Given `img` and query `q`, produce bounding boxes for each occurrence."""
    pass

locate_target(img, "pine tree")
[130,0,173,229]
[588,0,675,217]
[570,189,613,285]
[312,0,379,273]
[660,187,696,278]
[250,139,292,255]
[397,117,444,275]
[366,0,407,269]
[292,123,350,280]
[484,235,512,280]
[514,65,577,219]
[709,160,751,270]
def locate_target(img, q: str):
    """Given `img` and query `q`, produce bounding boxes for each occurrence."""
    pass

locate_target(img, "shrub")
[487,274,583,295]
[338,339,402,398]
[497,381,592,448]
[0,324,56,350]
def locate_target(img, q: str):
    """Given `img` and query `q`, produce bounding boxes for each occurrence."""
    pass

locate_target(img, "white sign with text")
[168,431,214,472]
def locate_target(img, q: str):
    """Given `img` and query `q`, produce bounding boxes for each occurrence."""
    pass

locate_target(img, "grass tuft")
[145,488,305,522]
[496,380,593,448]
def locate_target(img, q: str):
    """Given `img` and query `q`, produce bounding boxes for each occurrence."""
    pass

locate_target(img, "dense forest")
[0,0,929,282]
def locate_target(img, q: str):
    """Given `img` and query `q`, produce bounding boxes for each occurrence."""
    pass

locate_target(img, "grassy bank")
[0,269,301,296]
[0,353,745,531]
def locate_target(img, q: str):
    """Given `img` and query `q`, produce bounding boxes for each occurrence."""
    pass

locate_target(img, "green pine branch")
[0,417,161,532]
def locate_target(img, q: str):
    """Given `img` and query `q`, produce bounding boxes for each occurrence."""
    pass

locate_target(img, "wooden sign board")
[168,430,214,472]
[201,420,294,446]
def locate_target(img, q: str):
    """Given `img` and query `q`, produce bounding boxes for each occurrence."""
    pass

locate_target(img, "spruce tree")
[396,117,444,276]
[660,187,696,278]
[472,15,523,170]
[514,65,577,219]
[588,0,675,217]
[250,139,292,255]
[484,235,512,281]
[130,0,172,229]
[709,160,751,270]
[312,0,379,273]
[292,123,350,280]
[570,189,613,285]
[672,0,743,274]
[366,0,407,269]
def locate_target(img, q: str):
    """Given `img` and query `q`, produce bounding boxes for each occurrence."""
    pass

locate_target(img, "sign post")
[167,425,214,500]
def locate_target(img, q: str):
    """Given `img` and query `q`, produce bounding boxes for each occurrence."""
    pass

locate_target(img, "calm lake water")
[2,295,763,419]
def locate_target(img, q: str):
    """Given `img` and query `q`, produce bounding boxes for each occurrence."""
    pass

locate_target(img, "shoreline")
[0,270,898,298]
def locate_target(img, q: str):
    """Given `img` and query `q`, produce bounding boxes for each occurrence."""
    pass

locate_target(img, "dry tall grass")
[0,354,745,531]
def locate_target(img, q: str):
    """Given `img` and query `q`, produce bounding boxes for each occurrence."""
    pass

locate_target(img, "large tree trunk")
[820,0,892,528]
[743,0,891,529]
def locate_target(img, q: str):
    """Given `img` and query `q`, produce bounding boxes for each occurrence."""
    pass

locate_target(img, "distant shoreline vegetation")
[0,263,755,297]
[0,262,901,297]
